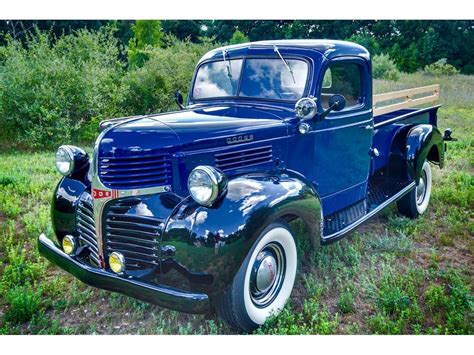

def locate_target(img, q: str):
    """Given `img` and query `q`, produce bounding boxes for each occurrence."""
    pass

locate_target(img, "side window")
[321,62,363,110]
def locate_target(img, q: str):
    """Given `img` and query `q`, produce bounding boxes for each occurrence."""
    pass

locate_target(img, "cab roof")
[199,39,370,63]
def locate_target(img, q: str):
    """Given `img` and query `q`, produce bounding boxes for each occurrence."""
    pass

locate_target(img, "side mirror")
[320,94,346,119]
[328,94,346,112]
[174,90,185,110]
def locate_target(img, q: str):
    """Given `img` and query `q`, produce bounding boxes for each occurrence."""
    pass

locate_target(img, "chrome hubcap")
[255,255,277,293]
[416,170,427,205]
[250,243,286,308]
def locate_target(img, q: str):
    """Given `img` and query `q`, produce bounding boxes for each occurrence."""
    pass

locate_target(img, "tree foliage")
[121,36,214,115]
[127,20,164,68]
[0,20,472,148]
[1,20,473,73]
[229,30,249,45]
[0,29,124,148]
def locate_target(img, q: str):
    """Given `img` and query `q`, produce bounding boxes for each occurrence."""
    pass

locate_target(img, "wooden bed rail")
[373,84,440,116]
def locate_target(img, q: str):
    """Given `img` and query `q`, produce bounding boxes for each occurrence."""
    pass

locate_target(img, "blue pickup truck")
[38,40,451,332]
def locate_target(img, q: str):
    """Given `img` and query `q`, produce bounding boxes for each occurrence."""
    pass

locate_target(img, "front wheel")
[215,222,297,332]
[397,160,432,218]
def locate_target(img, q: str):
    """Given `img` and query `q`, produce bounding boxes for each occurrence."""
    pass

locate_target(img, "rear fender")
[406,124,444,183]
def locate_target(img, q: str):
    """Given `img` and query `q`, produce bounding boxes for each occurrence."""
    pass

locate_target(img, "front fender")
[162,172,322,296]
[51,177,89,242]
[406,124,444,183]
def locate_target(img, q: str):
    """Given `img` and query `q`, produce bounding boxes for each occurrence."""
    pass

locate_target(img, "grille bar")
[76,198,100,266]
[215,145,273,171]
[105,203,163,271]
[98,152,171,190]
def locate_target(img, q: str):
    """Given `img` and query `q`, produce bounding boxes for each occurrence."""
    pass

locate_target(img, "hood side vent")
[215,145,273,171]
[98,152,172,190]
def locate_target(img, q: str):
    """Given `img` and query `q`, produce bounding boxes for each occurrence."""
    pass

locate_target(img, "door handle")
[360,124,373,130]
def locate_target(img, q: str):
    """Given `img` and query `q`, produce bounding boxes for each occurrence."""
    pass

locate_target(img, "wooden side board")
[373,84,440,116]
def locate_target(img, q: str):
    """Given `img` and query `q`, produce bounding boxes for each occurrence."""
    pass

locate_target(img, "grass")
[0,73,473,334]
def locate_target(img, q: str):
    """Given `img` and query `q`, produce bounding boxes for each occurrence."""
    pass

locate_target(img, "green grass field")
[0,73,472,334]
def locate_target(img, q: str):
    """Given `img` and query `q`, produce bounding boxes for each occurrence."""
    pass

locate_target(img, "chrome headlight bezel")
[295,97,317,120]
[55,145,75,176]
[187,165,227,207]
[55,145,89,178]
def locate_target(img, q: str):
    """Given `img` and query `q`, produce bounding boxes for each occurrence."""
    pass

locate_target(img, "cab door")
[312,57,373,215]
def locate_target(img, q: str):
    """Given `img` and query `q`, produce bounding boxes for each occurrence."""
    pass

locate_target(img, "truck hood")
[99,104,291,156]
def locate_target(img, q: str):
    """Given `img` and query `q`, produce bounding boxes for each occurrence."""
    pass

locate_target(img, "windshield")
[192,58,309,101]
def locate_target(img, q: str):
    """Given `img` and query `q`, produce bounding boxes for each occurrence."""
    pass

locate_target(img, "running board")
[322,181,416,244]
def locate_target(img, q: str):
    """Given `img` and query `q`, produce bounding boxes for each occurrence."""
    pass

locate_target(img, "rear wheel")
[215,221,297,332]
[397,160,432,218]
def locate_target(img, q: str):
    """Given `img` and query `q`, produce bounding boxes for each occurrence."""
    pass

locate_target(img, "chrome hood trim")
[91,123,171,268]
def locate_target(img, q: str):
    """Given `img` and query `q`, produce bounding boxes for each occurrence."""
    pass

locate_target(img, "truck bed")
[371,85,441,174]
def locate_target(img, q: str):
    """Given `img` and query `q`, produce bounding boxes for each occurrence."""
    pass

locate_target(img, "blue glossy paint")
[97,40,439,216]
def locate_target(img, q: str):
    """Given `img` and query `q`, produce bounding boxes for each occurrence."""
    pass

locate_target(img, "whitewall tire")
[216,221,297,332]
[397,160,432,218]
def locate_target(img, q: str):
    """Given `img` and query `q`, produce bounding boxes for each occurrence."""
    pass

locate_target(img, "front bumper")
[38,234,210,314]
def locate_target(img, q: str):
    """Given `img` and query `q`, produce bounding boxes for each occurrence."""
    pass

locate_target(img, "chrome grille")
[215,145,273,171]
[76,198,100,266]
[98,152,172,190]
[105,204,163,271]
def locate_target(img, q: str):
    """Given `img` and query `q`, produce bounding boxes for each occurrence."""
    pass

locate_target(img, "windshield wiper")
[222,50,233,81]
[274,45,296,84]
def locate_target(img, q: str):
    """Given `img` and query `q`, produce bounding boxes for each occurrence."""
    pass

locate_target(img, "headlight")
[295,97,317,120]
[56,146,75,176]
[188,166,227,206]
[55,145,89,177]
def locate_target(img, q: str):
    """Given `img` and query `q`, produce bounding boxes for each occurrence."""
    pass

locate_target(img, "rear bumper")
[38,234,210,314]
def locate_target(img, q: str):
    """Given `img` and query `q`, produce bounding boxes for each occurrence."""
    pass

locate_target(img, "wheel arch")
[406,124,444,183]
[162,171,322,296]
[388,124,444,184]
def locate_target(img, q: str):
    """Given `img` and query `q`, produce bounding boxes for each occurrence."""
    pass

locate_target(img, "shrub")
[424,58,460,76]
[0,247,44,292]
[121,36,215,115]
[0,28,124,149]
[4,285,44,324]
[424,284,446,312]
[372,53,401,81]
[338,290,355,314]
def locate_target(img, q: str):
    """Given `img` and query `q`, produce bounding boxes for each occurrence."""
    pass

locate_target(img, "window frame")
[317,56,369,118]
[189,54,313,104]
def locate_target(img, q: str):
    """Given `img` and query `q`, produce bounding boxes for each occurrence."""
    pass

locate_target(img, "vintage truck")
[38,40,452,332]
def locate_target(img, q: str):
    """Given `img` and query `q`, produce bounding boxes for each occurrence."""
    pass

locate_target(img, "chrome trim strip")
[91,123,171,268]
[322,181,416,242]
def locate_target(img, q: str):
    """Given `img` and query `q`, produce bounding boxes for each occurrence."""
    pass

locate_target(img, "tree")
[229,29,249,44]
[348,30,381,55]
[161,20,202,42]
[127,20,164,68]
